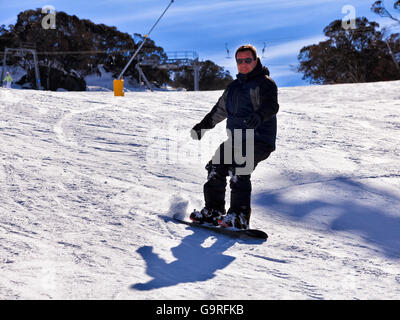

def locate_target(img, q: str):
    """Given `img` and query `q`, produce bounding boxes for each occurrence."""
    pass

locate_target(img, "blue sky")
[1,0,399,87]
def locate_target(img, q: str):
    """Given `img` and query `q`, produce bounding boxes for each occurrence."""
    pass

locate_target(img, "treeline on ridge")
[0,9,233,91]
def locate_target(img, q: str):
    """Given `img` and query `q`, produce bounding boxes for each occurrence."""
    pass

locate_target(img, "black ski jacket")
[198,59,279,151]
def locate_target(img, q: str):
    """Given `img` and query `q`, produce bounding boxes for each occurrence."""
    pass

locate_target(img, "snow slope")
[0,80,400,299]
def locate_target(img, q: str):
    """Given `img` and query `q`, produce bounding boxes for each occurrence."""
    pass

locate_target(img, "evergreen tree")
[297,17,400,84]
[0,8,233,91]
[172,60,232,91]
[371,1,400,23]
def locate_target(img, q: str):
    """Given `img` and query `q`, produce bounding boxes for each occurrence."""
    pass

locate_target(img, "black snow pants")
[203,138,272,215]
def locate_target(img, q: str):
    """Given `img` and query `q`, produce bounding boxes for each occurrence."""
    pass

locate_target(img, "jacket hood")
[236,58,270,83]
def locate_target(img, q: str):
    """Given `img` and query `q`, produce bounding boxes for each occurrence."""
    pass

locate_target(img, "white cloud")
[265,35,327,60]
[268,64,298,78]
[0,16,17,26]
[99,0,342,31]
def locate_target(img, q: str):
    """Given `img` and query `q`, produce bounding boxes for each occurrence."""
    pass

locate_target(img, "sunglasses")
[236,58,254,64]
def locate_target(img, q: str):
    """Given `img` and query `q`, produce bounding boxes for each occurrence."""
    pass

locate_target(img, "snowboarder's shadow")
[131,218,256,291]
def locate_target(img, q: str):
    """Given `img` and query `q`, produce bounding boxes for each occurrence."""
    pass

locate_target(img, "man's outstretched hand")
[190,123,205,140]
[191,114,214,140]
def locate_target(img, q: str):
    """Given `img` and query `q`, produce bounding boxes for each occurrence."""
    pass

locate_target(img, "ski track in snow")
[0,81,400,299]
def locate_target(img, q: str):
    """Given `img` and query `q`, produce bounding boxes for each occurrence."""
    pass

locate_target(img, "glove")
[191,114,214,140]
[190,123,205,140]
[244,112,263,129]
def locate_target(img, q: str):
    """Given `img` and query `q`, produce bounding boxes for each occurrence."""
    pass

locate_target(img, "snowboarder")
[190,44,279,229]
[3,72,13,89]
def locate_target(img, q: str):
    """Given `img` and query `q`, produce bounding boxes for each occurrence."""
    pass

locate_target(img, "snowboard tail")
[173,213,268,240]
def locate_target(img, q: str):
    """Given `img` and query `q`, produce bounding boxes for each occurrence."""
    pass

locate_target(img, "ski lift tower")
[1,42,41,89]
[139,51,200,91]
[162,51,200,91]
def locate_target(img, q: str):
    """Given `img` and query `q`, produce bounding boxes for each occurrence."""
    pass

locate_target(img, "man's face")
[236,50,257,75]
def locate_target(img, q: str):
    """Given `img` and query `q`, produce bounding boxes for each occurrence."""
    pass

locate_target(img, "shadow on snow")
[131,216,265,291]
[253,174,400,258]
[131,223,236,291]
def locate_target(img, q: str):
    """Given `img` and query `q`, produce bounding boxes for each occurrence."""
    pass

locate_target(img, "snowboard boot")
[218,207,251,230]
[190,207,226,226]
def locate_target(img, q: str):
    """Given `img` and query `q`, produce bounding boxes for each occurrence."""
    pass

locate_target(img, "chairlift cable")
[118,0,175,80]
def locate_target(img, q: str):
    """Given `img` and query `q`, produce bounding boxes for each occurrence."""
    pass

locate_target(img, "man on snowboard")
[190,44,279,230]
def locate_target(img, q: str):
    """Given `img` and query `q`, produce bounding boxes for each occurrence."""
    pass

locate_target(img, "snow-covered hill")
[0,80,400,299]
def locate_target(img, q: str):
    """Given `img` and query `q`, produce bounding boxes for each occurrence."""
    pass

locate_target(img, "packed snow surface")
[0,80,400,299]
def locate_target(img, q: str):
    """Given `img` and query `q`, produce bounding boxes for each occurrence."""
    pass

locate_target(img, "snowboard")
[173,213,268,240]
